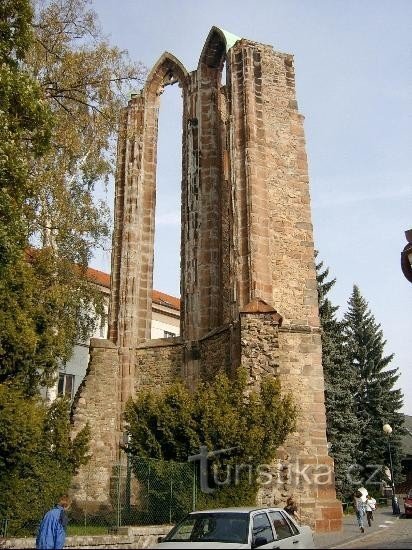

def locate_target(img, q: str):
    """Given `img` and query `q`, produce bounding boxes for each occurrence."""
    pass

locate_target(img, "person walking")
[284,496,301,522]
[353,490,366,533]
[36,494,70,549]
[365,494,377,527]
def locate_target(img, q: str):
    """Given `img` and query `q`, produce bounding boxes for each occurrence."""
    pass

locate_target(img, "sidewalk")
[314,507,399,549]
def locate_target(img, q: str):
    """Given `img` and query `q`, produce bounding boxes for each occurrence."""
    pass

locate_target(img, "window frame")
[250,511,275,546]
[281,510,300,535]
[58,373,75,400]
[268,510,295,540]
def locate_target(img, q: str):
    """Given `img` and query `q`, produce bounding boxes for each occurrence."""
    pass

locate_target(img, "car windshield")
[408,490,412,499]
[164,512,250,544]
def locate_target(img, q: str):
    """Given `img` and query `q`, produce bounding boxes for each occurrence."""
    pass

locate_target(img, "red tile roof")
[87,266,110,288]
[86,267,181,311]
[152,289,180,311]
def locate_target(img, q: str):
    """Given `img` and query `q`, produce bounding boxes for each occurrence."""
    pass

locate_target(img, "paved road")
[333,515,412,549]
[314,508,411,549]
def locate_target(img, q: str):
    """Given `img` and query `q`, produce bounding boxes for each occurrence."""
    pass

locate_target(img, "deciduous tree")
[0,0,145,394]
[27,0,145,266]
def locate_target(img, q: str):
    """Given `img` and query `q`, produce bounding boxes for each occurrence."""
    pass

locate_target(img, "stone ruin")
[71,27,342,532]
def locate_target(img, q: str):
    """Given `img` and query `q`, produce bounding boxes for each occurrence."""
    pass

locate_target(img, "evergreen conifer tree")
[344,285,404,485]
[316,255,361,499]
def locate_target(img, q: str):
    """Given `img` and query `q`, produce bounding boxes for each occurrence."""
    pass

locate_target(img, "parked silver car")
[154,506,315,549]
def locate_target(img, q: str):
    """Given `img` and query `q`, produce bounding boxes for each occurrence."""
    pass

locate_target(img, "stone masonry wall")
[240,313,280,386]
[134,338,184,392]
[3,525,171,549]
[71,339,121,513]
[198,324,233,381]
[240,314,341,531]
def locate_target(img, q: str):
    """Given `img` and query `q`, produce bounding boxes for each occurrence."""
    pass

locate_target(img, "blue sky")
[90,0,412,414]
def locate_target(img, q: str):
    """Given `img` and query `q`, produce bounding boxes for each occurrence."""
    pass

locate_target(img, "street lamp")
[401,229,412,283]
[382,423,400,515]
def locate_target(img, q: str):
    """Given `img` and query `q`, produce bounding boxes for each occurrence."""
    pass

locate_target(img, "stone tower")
[71,27,342,532]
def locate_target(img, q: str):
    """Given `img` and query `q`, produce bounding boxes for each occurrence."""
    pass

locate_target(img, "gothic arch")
[198,26,239,70]
[144,52,188,97]
[108,53,188,348]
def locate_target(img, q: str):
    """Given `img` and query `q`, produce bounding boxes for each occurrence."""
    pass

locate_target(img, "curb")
[331,514,401,549]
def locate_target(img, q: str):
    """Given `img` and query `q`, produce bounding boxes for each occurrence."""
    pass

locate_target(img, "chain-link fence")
[1,457,198,538]
[85,455,198,535]
[131,456,197,525]
[68,456,197,534]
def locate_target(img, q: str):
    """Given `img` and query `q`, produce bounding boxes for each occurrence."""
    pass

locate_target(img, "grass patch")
[67,524,109,536]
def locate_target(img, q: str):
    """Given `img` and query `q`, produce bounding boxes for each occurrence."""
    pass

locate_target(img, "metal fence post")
[169,479,173,524]
[116,462,121,529]
[192,461,197,511]
[1,518,8,538]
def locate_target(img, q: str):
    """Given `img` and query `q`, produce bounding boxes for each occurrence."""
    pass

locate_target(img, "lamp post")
[382,424,400,515]
[401,229,412,283]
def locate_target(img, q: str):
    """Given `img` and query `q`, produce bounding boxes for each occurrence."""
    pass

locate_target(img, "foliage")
[132,456,196,525]
[0,384,90,534]
[0,0,145,394]
[317,254,404,497]
[27,0,145,267]
[343,285,404,484]
[0,0,52,268]
[316,254,361,500]
[125,369,297,507]
[0,249,103,394]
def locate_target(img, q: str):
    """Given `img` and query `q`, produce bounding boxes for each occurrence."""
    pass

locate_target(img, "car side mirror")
[252,536,268,548]
[157,536,164,543]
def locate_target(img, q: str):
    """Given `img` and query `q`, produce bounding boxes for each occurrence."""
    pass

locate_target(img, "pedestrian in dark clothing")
[36,494,70,550]
[284,496,301,522]
[365,494,377,527]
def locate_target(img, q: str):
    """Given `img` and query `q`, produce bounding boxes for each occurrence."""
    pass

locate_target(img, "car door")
[267,511,303,549]
[250,512,277,549]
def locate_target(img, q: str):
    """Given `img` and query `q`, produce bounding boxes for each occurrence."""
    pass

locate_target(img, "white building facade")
[44,267,180,401]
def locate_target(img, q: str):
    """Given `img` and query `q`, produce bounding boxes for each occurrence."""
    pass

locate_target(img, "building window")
[99,314,107,338]
[164,330,175,338]
[58,373,75,400]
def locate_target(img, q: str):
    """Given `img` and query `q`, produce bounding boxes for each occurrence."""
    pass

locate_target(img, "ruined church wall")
[70,339,121,512]
[261,47,319,328]
[71,29,342,532]
[248,45,341,531]
[134,339,184,391]
[198,324,235,381]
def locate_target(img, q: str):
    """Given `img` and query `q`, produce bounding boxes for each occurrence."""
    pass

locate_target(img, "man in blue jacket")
[36,494,70,549]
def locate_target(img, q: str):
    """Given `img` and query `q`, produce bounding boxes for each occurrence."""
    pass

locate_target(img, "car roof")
[189,507,285,514]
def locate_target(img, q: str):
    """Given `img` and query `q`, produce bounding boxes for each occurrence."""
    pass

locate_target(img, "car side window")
[252,513,274,544]
[269,511,294,539]
[281,511,299,535]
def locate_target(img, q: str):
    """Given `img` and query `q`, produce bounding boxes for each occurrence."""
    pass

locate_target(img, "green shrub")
[126,369,296,508]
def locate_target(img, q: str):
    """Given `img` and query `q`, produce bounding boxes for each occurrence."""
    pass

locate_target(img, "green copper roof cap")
[217,27,241,51]
[198,27,242,70]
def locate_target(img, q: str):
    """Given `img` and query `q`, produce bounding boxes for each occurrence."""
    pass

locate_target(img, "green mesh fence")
[1,456,198,537]
[129,456,198,525]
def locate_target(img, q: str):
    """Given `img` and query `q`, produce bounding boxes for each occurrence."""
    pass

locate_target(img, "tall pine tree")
[344,285,404,486]
[316,255,360,499]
